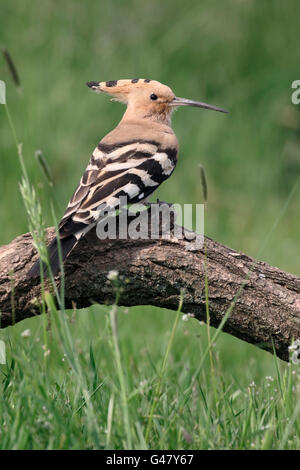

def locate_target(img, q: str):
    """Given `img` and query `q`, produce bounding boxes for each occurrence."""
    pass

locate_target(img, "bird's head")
[86,78,227,124]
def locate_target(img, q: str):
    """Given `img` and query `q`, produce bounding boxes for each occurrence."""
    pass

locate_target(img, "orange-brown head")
[86,78,227,125]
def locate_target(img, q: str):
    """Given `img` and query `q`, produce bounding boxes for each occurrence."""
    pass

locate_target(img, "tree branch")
[0,225,299,362]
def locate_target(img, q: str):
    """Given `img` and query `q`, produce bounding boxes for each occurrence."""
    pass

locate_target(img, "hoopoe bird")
[28,78,227,277]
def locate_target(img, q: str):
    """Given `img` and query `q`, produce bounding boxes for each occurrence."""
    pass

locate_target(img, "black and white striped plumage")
[28,134,178,277]
[59,139,177,234]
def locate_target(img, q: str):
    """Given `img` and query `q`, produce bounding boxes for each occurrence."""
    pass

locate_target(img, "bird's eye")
[150,93,158,100]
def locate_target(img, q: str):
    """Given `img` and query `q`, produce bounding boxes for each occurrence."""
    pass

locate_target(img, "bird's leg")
[156,198,174,208]
[142,198,174,209]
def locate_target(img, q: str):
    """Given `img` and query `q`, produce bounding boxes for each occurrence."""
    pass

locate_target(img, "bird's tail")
[27,234,78,278]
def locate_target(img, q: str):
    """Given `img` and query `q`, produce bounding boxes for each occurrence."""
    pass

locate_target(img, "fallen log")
[0,224,299,362]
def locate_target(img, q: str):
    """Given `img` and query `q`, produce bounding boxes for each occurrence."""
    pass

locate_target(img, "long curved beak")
[171,97,228,113]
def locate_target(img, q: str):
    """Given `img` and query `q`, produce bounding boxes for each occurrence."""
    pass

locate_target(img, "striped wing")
[58,140,177,239]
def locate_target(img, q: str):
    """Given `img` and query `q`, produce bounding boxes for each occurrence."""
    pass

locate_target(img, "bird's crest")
[86,78,175,105]
[87,78,157,93]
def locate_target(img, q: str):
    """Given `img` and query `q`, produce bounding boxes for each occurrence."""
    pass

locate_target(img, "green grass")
[1,306,299,449]
[0,0,300,450]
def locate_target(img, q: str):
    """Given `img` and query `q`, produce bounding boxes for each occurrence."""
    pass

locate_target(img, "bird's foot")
[155,198,174,208]
[143,199,174,210]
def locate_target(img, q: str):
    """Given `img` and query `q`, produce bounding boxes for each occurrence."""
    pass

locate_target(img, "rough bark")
[0,224,299,362]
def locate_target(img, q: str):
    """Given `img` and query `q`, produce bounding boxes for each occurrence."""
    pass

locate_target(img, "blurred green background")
[0,0,300,449]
